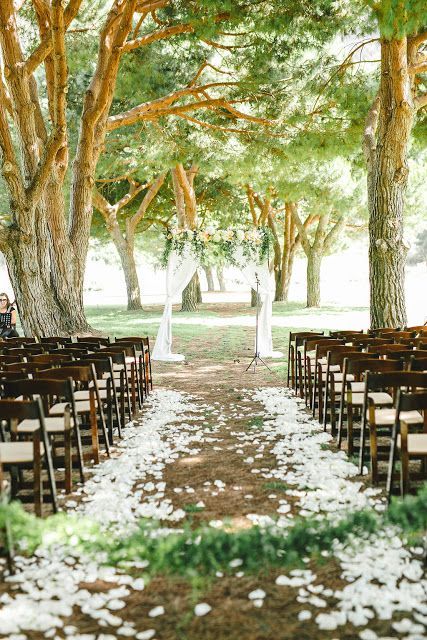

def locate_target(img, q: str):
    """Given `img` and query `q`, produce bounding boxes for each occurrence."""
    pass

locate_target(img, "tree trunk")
[306,248,322,308]
[367,39,412,328]
[217,267,226,291]
[181,272,199,312]
[204,266,215,291]
[196,271,203,303]
[4,227,90,337]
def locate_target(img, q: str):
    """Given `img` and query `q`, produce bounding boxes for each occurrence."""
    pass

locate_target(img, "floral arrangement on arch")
[161,225,273,267]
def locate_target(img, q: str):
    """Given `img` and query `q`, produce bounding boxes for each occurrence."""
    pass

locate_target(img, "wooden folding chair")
[360,370,427,483]
[337,356,395,455]
[387,390,427,499]
[115,336,153,398]
[97,347,134,421]
[321,347,363,434]
[39,336,72,346]
[286,331,324,390]
[36,365,110,464]
[79,353,122,441]
[309,339,345,416]
[0,398,57,516]
[329,330,364,340]
[77,336,111,347]
[2,378,84,493]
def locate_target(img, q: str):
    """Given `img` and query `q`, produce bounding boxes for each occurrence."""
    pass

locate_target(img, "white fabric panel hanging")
[152,249,198,361]
[234,248,283,358]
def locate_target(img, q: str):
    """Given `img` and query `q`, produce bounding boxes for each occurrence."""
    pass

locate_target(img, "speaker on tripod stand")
[245,272,272,374]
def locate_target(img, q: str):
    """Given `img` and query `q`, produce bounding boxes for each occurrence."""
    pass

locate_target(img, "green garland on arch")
[160,225,274,268]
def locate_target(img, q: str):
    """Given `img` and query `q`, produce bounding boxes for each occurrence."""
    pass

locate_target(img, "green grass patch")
[249,416,264,429]
[3,484,426,578]
[263,481,290,492]
[183,503,205,513]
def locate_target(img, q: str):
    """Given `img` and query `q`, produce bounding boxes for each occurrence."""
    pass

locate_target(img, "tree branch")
[123,22,194,51]
[26,0,83,73]
[323,213,346,253]
[290,203,311,254]
[129,171,166,231]
[415,92,427,110]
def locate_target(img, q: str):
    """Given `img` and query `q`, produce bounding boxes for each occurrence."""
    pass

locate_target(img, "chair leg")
[73,419,85,485]
[330,389,337,437]
[359,412,367,474]
[89,397,100,465]
[400,446,410,496]
[337,392,345,449]
[93,387,110,456]
[130,365,137,416]
[42,434,58,514]
[369,426,378,485]
[33,434,42,517]
[347,404,354,457]
[64,428,72,494]
[386,422,398,501]
[322,381,329,432]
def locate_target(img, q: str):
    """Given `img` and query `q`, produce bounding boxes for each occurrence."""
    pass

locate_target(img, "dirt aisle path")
[1,349,426,640]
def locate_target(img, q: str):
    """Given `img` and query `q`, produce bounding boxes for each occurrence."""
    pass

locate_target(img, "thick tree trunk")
[181,272,200,312]
[275,261,294,302]
[4,229,90,337]
[367,39,412,328]
[306,248,322,308]
[108,222,142,310]
[204,266,215,292]
[217,267,226,292]
[196,271,203,304]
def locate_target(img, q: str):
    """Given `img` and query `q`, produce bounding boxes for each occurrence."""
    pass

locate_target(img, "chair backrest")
[304,337,342,353]
[414,339,427,349]
[293,331,324,348]
[79,353,113,375]
[377,330,416,340]
[77,336,110,346]
[408,357,427,372]
[1,337,38,345]
[367,344,409,354]
[98,346,131,360]
[366,370,427,392]
[397,389,427,412]
[2,361,50,374]
[2,345,44,356]
[40,336,72,345]
[314,340,346,359]
[327,349,363,366]
[3,377,73,403]
[28,353,74,365]
[329,330,364,339]
[60,345,91,355]
[0,397,43,421]
[351,337,394,347]
[0,353,25,364]
[346,357,402,378]
[369,327,400,335]
[35,364,94,383]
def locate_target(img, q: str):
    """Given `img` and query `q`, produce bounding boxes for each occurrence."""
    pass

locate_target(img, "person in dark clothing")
[0,293,18,338]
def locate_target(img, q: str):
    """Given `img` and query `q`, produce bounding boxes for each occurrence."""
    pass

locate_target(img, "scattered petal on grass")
[194,603,212,617]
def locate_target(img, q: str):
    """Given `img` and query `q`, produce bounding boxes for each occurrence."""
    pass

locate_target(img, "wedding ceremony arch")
[152,227,283,361]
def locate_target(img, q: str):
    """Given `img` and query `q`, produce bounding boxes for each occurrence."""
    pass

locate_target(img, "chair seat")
[97,378,122,389]
[0,441,44,464]
[397,433,427,455]
[50,400,91,415]
[74,389,108,401]
[334,381,364,394]
[17,416,73,434]
[368,408,423,426]
[349,391,393,406]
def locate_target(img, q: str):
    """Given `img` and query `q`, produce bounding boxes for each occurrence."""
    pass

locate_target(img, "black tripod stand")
[245,272,272,374]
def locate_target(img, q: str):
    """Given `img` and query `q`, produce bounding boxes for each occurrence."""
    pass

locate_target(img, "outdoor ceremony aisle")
[0,357,426,640]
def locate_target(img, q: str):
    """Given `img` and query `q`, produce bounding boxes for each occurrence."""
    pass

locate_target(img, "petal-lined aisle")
[0,378,426,640]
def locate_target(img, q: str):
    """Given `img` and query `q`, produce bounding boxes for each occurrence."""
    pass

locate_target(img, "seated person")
[0,293,18,337]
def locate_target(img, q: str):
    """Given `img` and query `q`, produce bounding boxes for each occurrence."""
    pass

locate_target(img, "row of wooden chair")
[286,327,427,497]
[0,335,153,516]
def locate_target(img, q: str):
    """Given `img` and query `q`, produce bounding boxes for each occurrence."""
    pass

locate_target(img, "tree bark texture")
[181,272,200,312]
[217,267,226,291]
[306,248,322,308]
[204,266,215,291]
[366,39,414,328]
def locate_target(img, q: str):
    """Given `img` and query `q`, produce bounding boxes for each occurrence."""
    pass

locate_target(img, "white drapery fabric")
[234,247,283,359]
[152,247,283,361]
[152,249,198,361]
